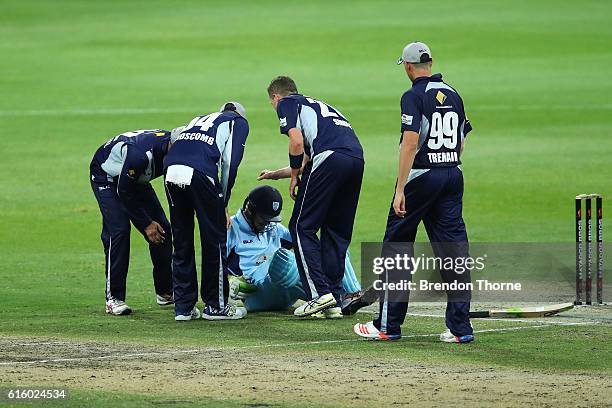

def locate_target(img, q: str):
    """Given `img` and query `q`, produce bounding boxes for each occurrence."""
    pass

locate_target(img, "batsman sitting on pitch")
[227,185,374,317]
[90,128,181,315]
[354,41,474,342]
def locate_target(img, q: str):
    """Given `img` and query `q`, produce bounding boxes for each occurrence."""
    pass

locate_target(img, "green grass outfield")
[1,0,611,406]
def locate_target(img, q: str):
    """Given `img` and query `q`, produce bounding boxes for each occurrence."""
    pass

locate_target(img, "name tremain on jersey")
[427,151,459,164]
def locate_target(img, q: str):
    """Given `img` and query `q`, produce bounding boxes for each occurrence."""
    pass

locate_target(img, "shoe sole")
[106,308,131,316]
[355,331,401,341]
[440,335,474,343]
[175,308,201,321]
[157,300,174,306]
[175,314,201,321]
[312,313,343,320]
[294,296,337,317]
[341,286,378,316]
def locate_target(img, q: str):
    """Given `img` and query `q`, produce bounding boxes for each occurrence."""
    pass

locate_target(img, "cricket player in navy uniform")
[354,42,475,342]
[165,102,249,321]
[262,76,364,317]
[227,185,373,317]
[90,128,179,315]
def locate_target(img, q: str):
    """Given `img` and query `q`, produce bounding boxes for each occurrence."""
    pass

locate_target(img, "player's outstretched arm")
[258,166,291,180]
[257,138,309,181]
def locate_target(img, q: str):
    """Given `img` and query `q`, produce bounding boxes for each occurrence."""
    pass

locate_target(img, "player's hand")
[145,221,165,244]
[393,190,406,218]
[225,208,232,230]
[289,174,300,200]
[258,169,277,180]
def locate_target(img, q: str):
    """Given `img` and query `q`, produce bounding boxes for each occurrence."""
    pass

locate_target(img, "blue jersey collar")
[412,73,443,85]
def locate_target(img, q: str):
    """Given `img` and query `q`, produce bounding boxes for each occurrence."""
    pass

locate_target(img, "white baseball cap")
[397,41,432,65]
[170,126,185,144]
[219,101,247,119]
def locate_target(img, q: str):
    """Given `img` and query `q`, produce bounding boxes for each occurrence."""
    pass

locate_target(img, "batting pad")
[268,248,301,288]
[342,251,362,294]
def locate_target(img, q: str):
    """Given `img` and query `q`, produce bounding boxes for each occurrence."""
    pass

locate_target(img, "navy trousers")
[374,166,473,337]
[91,181,172,302]
[290,151,364,304]
[165,171,228,315]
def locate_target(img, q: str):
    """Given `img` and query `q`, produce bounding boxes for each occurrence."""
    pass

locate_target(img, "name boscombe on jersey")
[400,73,472,169]
[164,111,249,205]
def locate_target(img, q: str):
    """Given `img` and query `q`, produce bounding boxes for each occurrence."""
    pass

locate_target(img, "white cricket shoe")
[202,304,247,320]
[175,306,201,321]
[294,293,336,317]
[353,321,401,341]
[106,298,132,316]
[439,329,475,343]
[313,307,343,319]
[156,293,174,306]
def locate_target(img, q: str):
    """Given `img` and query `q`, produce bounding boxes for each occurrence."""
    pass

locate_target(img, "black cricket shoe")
[341,286,378,315]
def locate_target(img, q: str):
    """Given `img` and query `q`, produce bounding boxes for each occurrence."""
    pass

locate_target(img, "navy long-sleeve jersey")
[164,111,249,206]
[90,129,170,230]
[400,73,472,169]
[276,94,363,161]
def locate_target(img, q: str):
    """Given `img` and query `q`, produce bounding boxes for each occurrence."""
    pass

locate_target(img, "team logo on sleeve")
[279,117,287,127]
[401,114,413,125]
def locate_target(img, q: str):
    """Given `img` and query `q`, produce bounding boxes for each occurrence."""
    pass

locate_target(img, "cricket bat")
[469,302,574,318]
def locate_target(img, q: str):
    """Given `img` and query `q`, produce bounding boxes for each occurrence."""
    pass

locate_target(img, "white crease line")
[1,104,611,117]
[0,321,596,367]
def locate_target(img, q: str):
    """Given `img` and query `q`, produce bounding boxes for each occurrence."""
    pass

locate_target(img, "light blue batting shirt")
[227,210,292,285]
